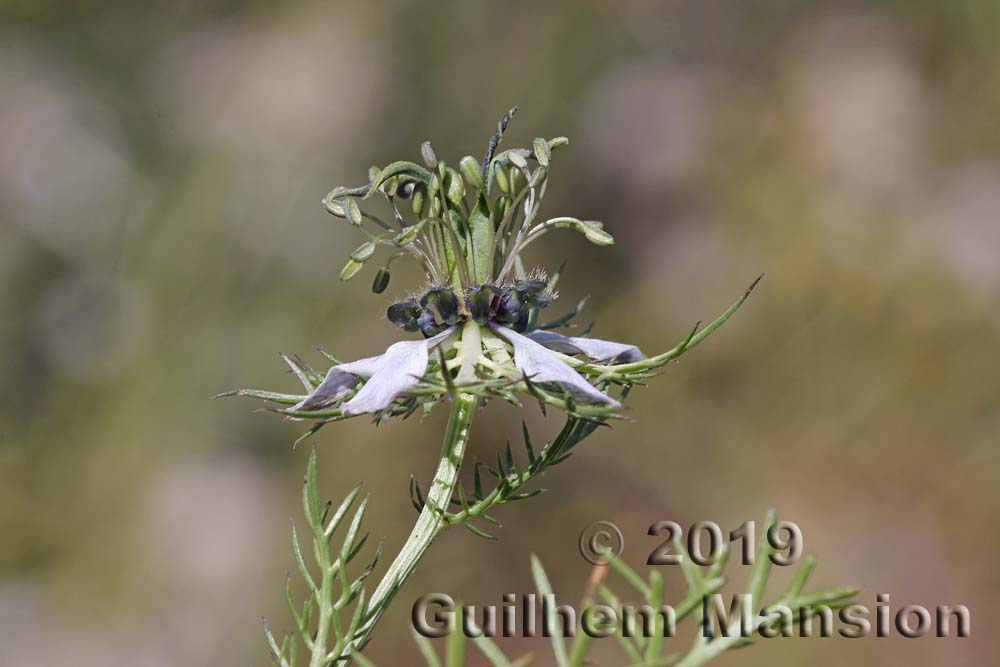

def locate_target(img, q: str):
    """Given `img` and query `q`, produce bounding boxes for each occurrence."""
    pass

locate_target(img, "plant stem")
[350,324,481,655]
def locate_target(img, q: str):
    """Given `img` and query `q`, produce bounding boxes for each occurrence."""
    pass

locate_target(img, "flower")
[219,109,757,442]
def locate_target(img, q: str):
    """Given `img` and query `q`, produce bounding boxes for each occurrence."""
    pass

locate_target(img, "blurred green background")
[1,1,997,665]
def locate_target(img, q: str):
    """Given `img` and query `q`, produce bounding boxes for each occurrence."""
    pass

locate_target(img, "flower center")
[387,280,553,337]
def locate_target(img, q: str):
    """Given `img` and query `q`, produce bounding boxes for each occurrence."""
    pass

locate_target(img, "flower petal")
[292,329,454,414]
[491,324,619,406]
[525,330,644,363]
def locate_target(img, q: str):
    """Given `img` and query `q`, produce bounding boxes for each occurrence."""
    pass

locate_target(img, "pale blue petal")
[526,330,644,363]
[292,329,454,414]
[492,325,619,406]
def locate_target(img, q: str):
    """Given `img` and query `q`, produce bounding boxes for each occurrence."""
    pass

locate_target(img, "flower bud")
[533,138,550,166]
[494,195,509,221]
[459,155,485,192]
[411,186,426,215]
[445,168,465,206]
[393,220,426,246]
[495,167,510,194]
[420,141,438,168]
[340,259,364,281]
[344,198,363,226]
[351,240,377,262]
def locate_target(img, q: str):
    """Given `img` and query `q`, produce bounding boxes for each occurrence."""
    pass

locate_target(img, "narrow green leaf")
[340,496,369,563]
[473,463,484,500]
[303,449,322,530]
[471,633,519,667]
[522,422,537,466]
[446,620,467,667]
[530,555,568,667]
[290,521,317,593]
[748,509,777,607]
[461,519,497,540]
[325,483,363,537]
[412,626,444,667]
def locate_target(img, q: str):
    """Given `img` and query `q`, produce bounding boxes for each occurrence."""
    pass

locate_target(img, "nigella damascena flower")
[219,108,756,441]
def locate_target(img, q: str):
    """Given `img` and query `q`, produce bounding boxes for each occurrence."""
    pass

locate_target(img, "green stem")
[350,325,481,655]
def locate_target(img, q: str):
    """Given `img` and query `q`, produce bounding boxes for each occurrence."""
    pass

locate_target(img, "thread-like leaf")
[531,555,569,667]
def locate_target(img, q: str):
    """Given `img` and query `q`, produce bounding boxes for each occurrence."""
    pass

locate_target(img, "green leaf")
[472,633,521,667]
[531,555,568,667]
[325,483,363,537]
[446,620,466,667]
[412,627,444,667]
[340,495,369,563]
[290,522,317,593]
[473,464,484,500]
[747,509,777,607]
[303,449,322,530]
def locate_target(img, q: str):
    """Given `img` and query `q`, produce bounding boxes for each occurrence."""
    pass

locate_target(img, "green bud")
[344,198,363,226]
[411,186,426,216]
[529,165,547,188]
[381,176,399,197]
[420,141,438,168]
[495,167,510,194]
[494,195,509,221]
[325,198,346,217]
[371,267,391,293]
[393,220,426,246]
[459,155,485,191]
[430,196,441,217]
[533,138,550,166]
[509,166,525,194]
[323,187,351,217]
[351,240,377,262]
[340,258,364,281]
[581,220,614,246]
[445,168,465,206]
[509,151,528,169]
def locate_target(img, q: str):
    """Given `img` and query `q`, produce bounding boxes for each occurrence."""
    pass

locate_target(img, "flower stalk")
[351,322,481,652]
